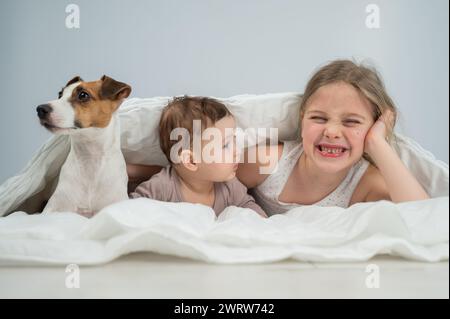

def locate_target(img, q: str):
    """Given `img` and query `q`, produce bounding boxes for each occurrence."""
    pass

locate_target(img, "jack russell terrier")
[36,75,131,217]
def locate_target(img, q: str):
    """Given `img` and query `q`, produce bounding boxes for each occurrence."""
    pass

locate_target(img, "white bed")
[0,93,448,267]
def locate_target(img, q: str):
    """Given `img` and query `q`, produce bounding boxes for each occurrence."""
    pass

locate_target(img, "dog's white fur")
[41,81,128,216]
[46,83,79,132]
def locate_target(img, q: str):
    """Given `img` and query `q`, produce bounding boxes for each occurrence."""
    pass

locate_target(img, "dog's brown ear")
[66,76,83,87]
[100,75,131,100]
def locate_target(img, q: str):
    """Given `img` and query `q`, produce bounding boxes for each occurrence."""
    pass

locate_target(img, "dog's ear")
[100,75,132,100]
[66,76,83,87]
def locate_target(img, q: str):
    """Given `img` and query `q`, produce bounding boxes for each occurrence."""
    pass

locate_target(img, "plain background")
[0,0,448,184]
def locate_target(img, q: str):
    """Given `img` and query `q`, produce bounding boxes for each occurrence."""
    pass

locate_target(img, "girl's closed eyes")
[308,116,363,126]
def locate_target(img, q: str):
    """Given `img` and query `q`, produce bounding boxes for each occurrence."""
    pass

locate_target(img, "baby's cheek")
[208,163,234,181]
[222,148,234,163]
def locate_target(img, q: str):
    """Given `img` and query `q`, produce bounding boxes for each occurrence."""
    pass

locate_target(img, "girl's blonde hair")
[299,59,398,163]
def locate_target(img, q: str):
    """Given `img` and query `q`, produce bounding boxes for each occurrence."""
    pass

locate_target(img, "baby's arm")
[129,175,166,201]
[228,178,268,218]
[239,197,268,218]
[364,112,429,203]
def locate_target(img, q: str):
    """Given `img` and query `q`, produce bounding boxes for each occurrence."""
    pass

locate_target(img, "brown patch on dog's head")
[71,75,131,128]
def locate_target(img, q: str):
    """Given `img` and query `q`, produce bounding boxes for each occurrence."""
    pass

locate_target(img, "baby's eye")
[223,142,230,149]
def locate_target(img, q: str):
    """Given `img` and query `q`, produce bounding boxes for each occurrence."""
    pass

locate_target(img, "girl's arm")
[236,144,283,188]
[364,112,430,203]
[127,164,163,183]
[127,163,164,194]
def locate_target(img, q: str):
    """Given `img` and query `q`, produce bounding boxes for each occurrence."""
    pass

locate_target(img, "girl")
[237,60,430,215]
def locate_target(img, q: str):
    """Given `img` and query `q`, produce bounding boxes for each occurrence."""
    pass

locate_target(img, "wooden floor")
[0,253,448,299]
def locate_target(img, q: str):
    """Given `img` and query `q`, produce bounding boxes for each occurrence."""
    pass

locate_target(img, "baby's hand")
[364,110,395,157]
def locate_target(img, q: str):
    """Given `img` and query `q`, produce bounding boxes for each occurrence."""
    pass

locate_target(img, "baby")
[129,96,267,218]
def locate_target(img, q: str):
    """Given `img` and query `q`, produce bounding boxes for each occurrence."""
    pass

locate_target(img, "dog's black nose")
[36,104,52,119]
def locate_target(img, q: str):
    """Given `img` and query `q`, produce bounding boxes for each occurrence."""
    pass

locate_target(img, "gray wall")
[0,0,448,184]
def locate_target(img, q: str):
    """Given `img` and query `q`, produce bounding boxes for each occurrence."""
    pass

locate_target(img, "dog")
[36,75,131,216]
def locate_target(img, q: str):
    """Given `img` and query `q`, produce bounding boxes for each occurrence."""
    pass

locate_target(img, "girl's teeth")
[321,147,344,154]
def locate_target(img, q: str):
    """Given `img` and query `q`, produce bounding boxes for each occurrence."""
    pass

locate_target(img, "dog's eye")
[78,91,90,102]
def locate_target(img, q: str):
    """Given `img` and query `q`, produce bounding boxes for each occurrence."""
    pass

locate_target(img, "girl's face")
[301,81,375,174]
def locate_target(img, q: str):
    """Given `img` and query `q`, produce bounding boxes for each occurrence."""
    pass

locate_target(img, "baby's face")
[301,81,375,174]
[196,116,240,182]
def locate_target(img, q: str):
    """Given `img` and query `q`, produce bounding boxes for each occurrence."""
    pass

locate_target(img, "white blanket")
[0,93,448,265]
[0,197,448,265]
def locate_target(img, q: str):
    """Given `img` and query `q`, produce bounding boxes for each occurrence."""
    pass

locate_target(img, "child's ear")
[180,150,198,172]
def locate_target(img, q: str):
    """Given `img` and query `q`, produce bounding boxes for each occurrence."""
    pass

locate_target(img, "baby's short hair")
[159,96,232,163]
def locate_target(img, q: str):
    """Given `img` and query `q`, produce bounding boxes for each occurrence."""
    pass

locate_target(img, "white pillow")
[119,93,302,166]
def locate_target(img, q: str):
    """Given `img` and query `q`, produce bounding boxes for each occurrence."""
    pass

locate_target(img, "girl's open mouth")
[315,144,349,158]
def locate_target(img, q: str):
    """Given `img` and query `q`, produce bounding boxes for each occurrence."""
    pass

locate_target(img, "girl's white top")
[251,140,370,215]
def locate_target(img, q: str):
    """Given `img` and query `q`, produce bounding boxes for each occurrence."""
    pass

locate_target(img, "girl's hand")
[362,110,429,203]
[364,110,395,157]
